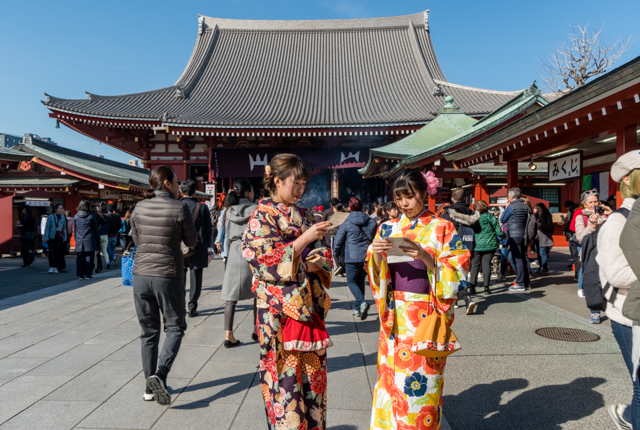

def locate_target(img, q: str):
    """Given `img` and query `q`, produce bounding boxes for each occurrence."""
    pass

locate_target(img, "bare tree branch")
[537,22,632,95]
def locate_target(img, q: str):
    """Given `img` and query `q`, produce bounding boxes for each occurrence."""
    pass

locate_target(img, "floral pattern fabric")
[366,210,470,430]
[242,198,333,430]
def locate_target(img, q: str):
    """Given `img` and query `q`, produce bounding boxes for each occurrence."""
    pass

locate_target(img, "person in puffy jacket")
[73,200,99,279]
[469,200,505,294]
[500,188,531,292]
[130,165,197,406]
[333,197,377,319]
[533,203,554,274]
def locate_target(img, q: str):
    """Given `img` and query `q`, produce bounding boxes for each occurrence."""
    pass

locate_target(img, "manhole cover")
[535,327,600,342]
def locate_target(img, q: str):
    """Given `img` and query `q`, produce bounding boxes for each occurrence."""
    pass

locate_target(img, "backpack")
[523,212,537,247]
[457,224,475,252]
[581,207,630,311]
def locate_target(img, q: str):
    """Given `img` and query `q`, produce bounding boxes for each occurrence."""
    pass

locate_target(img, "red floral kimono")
[242,198,333,430]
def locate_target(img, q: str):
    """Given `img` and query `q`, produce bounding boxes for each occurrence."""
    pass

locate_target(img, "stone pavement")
[0,249,632,429]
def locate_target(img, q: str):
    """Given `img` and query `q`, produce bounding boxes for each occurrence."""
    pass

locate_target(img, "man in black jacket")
[105,204,122,267]
[180,180,213,318]
[441,188,480,314]
[500,187,531,291]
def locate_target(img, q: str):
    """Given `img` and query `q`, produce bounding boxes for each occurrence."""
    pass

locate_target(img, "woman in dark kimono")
[242,154,334,430]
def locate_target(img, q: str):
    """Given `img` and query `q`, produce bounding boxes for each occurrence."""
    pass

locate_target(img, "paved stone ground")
[0,249,632,429]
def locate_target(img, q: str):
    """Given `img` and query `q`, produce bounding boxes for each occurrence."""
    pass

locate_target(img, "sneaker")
[112,256,118,266]
[48,267,54,273]
[146,375,170,405]
[360,302,370,320]
[78,277,84,280]
[85,276,93,280]
[590,313,601,324]
[498,274,506,281]
[188,310,198,318]
[607,404,632,430]
[105,263,110,269]
[508,283,525,292]
[351,308,361,318]
[465,301,476,315]
[525,284,531,290]
[123,251,130,256]
[578,289,585,298]
[143,388,155,402]
[333,266,344,276]
[51,267,58,274]
[453,301,462,309]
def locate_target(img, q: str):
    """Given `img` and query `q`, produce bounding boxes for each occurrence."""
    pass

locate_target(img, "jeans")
[133,275,187,379]
[99,235,108,266]
[577,245,583,290]
[185,268,203,312]
[107,236,117,263]
[508,237,530,286]
[500,246,509,275]
[76,251,95,278]
[536,245,550,270]
[345,262,367,308]
[611,321,640,428]
[470,250,494,288]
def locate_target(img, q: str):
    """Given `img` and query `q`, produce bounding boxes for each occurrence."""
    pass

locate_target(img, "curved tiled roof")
[43,11,520,128]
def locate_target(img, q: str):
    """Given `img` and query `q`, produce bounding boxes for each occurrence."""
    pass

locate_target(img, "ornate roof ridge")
[434,79,522,95]
[199,10,427,31]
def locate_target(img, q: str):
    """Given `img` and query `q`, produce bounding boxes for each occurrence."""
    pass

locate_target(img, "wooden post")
[428,194,436,212]
[616,124,638,208]
[507,160,518,189]
[473,180,489,203]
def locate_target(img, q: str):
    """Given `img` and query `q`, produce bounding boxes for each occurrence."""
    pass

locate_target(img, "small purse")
[282,313,333,352]
[411,272,461,358]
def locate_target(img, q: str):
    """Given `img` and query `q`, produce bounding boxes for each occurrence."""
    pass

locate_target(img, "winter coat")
[182,197,213,270]
[473,212,505,252]
[105,212,121,236]
[574,208,606,244]
[120,218,131,234]
[18,215,36,239]
[215,208,228,258]
[620,198,640,325]
[597,198,635,327]
[536,213,555,248]
[73,211,100,253]
[44,213,68,241]
[131,190,198,279]
[221,198,258,301]
[440,201,477,229]
[500,199,530,239]
[333,211,378,264]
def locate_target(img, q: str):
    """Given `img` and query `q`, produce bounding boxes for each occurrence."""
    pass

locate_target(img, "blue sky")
[1,0,639,164]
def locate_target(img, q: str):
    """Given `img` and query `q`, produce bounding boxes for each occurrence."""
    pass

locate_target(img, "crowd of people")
[14,148,640,430]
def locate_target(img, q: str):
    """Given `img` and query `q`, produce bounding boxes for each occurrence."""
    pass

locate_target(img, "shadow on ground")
[444,377,605,430]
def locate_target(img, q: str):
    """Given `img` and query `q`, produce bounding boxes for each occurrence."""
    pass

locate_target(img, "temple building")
[42,10,520,200]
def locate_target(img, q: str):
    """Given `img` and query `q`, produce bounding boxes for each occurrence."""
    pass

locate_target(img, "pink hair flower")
[422,171,440,196]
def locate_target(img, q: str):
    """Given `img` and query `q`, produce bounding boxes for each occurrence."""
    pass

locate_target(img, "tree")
[539,23,632,94]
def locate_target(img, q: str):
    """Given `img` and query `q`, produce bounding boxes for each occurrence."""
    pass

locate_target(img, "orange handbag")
[411,273,461,358]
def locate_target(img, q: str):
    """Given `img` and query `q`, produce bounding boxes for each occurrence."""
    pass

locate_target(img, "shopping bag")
[121,247,135,287]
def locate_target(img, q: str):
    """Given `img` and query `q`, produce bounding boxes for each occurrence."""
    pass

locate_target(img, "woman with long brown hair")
[242,154,333,430]
[130,165,197,405]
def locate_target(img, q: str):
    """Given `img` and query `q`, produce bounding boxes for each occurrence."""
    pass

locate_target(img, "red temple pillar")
[428,194,436,212]
[616,124,638,208]
[507,160,518,189]
[473,180,489,203]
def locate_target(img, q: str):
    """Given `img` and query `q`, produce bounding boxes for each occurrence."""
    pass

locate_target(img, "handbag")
[95,250,103,273]
[282,313,333,352]
[121,247,135,287]
[411,272,461,358]
[181,203,201,257]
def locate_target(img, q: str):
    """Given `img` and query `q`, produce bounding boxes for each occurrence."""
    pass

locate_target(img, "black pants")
[133,275,187,379]
[20,239,34,266]
[47,237,66,270]
[123,235,134,253]
[508,237,530,286]
[185,267,203,312]
[567,233,580,277]
[224,298,257,331]
[469,250,495,288]
[76,251,95,278]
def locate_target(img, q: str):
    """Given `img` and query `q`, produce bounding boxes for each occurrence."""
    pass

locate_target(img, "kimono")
[366,210,470,430]
[242,198,333,430]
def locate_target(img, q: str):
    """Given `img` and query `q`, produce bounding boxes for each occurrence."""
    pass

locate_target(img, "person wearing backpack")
[500,187,532,292]
[595,152,640,430]
[533,203,554,274]
[334,197,377,319]
[469,200,506,295]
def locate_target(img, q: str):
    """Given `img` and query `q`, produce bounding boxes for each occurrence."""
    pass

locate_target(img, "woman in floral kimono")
[242,154,334,430]
[367,169,470,430]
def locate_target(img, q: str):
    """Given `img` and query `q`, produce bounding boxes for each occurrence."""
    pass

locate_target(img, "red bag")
[282,313,333,352]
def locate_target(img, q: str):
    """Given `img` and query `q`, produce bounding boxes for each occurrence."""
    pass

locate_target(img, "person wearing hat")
[596,151,640,430]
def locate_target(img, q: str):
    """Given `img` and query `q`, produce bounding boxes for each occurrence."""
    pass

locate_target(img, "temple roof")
[0,146,32,162]
[13,139,150,189]
[43,11,520,128]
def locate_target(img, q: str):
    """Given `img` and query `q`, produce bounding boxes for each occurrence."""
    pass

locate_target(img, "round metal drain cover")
[535,327,600,342]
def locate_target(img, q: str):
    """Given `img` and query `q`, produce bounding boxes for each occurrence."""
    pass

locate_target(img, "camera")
[594,206,604,215]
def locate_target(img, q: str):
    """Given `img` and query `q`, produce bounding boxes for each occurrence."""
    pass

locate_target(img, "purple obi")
[388,259,431,294]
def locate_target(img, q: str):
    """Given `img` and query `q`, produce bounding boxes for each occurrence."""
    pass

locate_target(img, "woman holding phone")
[367,169,470,430]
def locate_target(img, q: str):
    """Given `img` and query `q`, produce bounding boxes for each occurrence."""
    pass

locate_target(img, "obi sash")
[388,259,430,294]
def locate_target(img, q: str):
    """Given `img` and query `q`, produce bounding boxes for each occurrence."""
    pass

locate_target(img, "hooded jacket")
[73,211,99,252]
[221,198,258,301]
[473,212,505,252]
[441,202,481,230]
[333,211,378,264]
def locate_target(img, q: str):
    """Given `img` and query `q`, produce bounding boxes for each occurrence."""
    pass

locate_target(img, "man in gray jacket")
[180,180,212,318]
[500,187,531,292]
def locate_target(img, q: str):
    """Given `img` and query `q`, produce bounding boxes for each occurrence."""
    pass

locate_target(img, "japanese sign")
[548,151,582,183]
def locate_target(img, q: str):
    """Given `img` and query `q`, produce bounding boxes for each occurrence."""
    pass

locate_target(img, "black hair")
[330,197,339,207]
[230,178,253,201]
[77,200,90,212]
[145,165,176,199]
[564,200,575,208]
[263,153,309,196]
[179,179,197,196]
[393,169,428,202]
[21,205,32,217]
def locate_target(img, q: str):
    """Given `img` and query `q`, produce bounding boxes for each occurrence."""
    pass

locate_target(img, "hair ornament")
[265,165,271,178]
[422,171,440,196]
[231,187,238,193]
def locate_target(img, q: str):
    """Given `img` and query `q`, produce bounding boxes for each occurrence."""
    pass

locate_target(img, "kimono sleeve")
[299,211,333,288]
[365,224,394,337]
[241,206,297,283]
[426,219,471,300]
